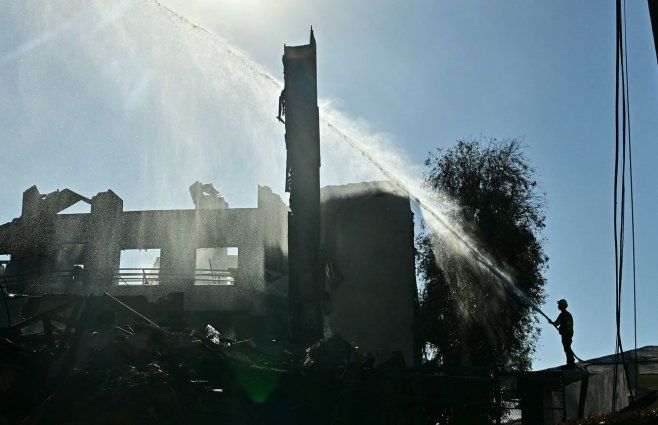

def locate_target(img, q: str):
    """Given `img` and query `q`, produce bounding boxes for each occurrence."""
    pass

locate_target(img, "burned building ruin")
[0,31,420,365]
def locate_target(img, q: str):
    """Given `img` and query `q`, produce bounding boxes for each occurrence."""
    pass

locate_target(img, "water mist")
[0,0,550,322]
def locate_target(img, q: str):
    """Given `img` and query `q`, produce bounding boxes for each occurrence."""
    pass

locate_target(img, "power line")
[612,0,638,409]
[622,0,640,401]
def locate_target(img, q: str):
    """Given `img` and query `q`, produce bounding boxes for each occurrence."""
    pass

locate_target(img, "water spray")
[145,0,557,326]
[8,0,559,337]
[324,122,555,322]
[154,1,588,366]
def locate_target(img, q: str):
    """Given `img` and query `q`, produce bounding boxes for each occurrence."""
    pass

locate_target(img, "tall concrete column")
[281,29,323,345]
[85,190,123,289]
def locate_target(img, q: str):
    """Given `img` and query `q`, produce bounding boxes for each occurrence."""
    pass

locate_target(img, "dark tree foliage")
[417,138,548,373]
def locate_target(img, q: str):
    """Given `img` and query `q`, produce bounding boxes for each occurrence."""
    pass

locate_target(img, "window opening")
[195,247,237,285]
[117,249,160,285]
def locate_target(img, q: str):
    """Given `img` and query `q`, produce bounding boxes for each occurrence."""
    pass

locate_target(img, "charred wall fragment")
[321,182,419,366]
[0,186,91,280]
[0,185,289,320]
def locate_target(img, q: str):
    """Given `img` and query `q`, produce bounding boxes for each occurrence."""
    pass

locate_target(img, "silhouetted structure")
[322,182,419,365]
[0,30,419,364]
[280,29,324,345]
[0,185,288,317]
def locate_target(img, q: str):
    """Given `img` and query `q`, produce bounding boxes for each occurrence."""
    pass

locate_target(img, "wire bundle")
[612,0,639,410]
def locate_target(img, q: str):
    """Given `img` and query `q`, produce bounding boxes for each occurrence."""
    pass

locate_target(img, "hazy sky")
[1,0,656,370]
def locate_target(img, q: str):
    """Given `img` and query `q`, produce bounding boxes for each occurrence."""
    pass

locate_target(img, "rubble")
[564,407,658,425]
[0,295,450,424]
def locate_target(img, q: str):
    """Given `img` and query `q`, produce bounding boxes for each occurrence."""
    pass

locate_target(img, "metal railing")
[0,267,236,289]
[114,268,160,285]
[113,268,235,285]
[193,268,235,285]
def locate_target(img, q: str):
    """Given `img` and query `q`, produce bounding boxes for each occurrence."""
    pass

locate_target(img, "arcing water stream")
[1,0,551,323]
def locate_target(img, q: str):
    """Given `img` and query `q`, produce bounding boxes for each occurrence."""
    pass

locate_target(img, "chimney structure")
[280,29,323,345]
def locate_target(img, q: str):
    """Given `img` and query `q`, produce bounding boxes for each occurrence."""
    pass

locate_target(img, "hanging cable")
[622,0,639,400]
[612,0,622,408]
[612,0,638,409]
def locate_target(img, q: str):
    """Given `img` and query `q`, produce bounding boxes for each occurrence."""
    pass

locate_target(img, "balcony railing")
[0,267,236,290]
[114,268,235,285]
[114,268,160,285]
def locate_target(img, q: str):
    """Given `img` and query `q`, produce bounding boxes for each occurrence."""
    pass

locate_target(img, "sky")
[1,0,656,370]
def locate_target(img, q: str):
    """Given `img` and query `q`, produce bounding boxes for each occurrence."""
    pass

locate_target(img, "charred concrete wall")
[321,182,419,365]
[0,182,419,360]
[0,185,289,315]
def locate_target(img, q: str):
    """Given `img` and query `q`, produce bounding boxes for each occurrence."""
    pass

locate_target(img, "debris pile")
[0,294,438,425]
[564,408,658,425]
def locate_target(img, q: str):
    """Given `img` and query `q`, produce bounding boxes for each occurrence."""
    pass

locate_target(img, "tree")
[417,137,548,372]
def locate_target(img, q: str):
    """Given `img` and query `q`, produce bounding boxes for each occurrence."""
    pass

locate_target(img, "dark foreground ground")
[565,408,658,425]
[5,295,657,424]
[0,294,508,425]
